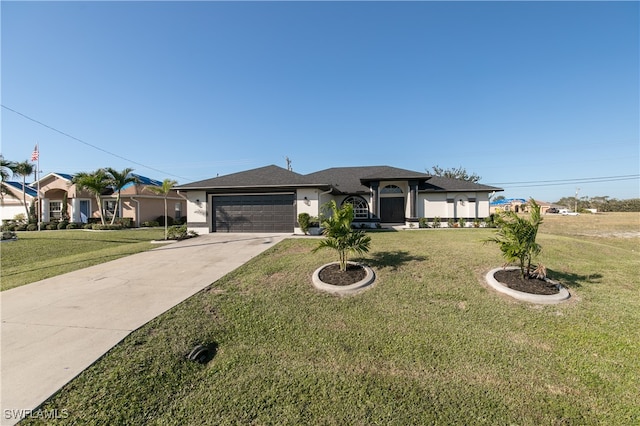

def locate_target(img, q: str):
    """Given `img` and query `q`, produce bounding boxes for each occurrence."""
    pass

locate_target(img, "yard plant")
[313,200,371,271]
[486,198,543,278]
[14,213,640,424]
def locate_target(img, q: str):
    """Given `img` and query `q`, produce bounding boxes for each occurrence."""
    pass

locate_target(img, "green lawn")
[0,228,165,291]
[24,213,639,425]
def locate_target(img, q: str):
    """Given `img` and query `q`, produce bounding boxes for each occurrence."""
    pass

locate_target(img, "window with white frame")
[104,200,118,219]
[49,201,62,219]
[175,202,182,220]
[342,196,369,219]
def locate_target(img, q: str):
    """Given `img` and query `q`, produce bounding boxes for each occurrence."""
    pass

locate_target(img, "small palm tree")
[104,167,138,225]
[12,161,35,218]
[486,198,543,278]
[313,200,372,271]
[1,156,17,200]
[145,178,178,240]
[73,170,111,225]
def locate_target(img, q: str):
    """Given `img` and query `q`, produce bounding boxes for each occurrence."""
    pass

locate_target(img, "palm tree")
[486,198,543,278]
[145,178,178,240]
[1,155,17,201]
[12,161,35,218]
[72,170,111,225]
[104,167,138,225]
[313,200,372,271]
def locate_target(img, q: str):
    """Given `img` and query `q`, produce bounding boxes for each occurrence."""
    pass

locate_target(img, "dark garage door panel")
[213,194,294,232]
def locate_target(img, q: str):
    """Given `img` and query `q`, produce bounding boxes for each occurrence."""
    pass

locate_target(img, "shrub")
[46,223,57,230]
[142,221,160,228]
[458,217,465,228]
[15,224,28,231]
[473,218,481,228]
[115,217,133,228]
[26,224,38,231]
[66,222,81,229]
[57,221,69,230]
[432,217,441,228]
[419,217,429,228]
[91,224,123,230]
[83,224,93,230]
[156,215,174,227]
[166,224,198,241]
[298,213,311,235]
[1,231,17,240]
[447,218,455,228]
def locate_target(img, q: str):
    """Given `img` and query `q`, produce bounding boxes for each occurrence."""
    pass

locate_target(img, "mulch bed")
[494,269,560,295]
[318,263,366,286]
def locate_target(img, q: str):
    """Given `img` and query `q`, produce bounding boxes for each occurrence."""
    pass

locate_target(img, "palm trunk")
[21,175,29,219]
[110,192,121,225]
[163,197,168,240]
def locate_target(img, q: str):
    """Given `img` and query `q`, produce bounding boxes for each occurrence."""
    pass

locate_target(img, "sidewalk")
[0,233,286,425]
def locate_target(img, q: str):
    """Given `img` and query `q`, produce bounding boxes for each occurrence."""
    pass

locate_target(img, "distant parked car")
[546,208,559,214]
[559,209,579,216]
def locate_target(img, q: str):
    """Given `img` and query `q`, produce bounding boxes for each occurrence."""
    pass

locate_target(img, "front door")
[79,200,90,223]
[380,197,405,223]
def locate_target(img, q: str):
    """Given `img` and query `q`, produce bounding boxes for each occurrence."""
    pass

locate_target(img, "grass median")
[23,213,639,424]
[0,228,165,291]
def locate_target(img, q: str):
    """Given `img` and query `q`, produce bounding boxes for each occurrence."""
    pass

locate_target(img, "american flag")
[31,144,39,162]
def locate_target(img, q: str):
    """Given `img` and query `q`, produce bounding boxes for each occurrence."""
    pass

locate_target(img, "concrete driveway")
[0,233,287,425]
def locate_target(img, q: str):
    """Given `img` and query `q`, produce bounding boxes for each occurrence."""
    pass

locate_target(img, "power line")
[2,104,189,181]
[487,174,640,188]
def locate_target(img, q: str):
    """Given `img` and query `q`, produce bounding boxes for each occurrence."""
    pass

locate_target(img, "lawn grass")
[0,228,165,291]
[25,213,639,425]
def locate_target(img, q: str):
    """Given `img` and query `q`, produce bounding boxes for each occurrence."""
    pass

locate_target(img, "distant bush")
[66,222,81,229]
[26,224,38,231]
[15,224,28,231]
[142,221,160,228]
[83,224,93,230]
[45,223,57,230]
[115,218,133,228]
[57,221,69,230]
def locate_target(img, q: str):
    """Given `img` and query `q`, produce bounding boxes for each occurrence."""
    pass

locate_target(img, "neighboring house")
[0,181,38,221]
[490,198,527,214]
[1,172,186,226]
[489,198,562,215]
[175,165,503,234]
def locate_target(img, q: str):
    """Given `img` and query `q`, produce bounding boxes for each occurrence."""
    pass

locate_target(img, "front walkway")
[0,233,286,425]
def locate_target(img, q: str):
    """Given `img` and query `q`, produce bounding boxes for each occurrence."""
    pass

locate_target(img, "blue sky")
[2,1,638,202]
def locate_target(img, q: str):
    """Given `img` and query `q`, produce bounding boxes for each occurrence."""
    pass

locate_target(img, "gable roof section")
[175,165,323,190]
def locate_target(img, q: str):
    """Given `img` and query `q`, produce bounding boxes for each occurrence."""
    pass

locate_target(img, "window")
[175,202,182,220]
[104,200,118,219]
[381,185,403,194]
[49,201,62,219]
[342,196,369,219]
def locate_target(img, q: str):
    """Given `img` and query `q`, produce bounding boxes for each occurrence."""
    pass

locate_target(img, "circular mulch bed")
[312,261,376,295]
[318,263,367,286]
[493,269,560,295]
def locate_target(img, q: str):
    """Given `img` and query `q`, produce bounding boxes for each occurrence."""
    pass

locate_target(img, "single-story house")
[175,165,503,234]
[1,181,38,220]
[489,198,563,215]
[1,172,186,226]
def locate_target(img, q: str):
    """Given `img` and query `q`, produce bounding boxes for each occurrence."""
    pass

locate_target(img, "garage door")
[213,194,294,232]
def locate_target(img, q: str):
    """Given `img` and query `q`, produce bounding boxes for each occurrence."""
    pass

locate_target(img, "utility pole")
[575,187,580,213]
[285,156,292,171]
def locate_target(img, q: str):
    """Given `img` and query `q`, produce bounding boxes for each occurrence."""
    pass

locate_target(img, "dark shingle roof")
[420,176,502,192]
[176,165,321,190]
[305,166,431,194]
[176,164,503,194]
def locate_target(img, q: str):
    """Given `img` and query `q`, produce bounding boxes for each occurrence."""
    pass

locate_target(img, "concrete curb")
[485,267,570,304]
[312,261,375,295]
